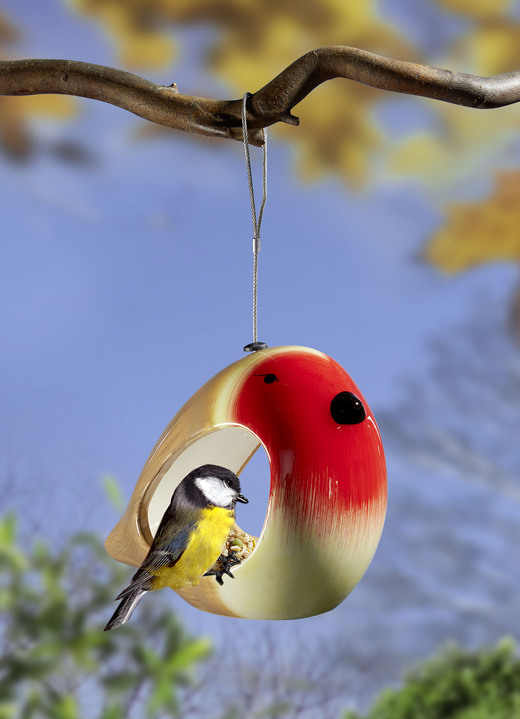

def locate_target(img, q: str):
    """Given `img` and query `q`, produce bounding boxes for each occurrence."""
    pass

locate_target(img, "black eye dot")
[330,391,366,425]
[263,374,278,384]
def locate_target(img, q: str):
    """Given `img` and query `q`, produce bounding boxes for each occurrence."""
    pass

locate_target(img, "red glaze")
[234,350,386,542]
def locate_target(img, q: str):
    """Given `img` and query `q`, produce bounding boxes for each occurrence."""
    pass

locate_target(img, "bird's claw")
[204,553,242,586]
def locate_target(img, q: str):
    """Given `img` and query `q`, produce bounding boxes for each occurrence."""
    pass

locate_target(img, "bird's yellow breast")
[153,507,235,590]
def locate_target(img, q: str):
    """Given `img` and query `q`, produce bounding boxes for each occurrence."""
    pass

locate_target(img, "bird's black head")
[177,464,249,509]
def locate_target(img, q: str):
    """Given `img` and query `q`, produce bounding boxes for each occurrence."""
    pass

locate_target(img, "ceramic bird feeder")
[106,346,387,620]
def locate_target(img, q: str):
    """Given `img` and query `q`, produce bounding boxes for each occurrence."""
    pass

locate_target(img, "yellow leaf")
[12,94,77,120]
[66,0,413,186]
[66,0,176,69]
[118,32,175,70]
[424,171,520,274]
[438,0,510,20]
[448,22,520,76]
[0,10,77,160]
[390,134,452,185]
[0,95,77,159]
[59,0,520,190]
[388,99,520,189]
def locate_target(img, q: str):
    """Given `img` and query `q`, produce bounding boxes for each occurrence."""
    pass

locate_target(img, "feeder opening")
[143,426,270,567]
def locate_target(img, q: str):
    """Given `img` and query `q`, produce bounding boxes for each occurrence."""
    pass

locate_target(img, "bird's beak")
[236,493,248,504]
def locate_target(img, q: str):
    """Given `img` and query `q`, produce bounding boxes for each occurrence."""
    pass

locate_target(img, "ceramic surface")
[106,346,387,619]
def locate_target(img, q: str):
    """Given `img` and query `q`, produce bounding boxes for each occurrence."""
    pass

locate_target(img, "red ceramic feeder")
[106,346,387,619]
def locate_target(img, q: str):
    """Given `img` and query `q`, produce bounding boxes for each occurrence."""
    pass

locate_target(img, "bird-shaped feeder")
[106,345,387,620]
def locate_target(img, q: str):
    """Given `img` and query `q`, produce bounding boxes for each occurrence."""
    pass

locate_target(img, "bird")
[104,464,248,631]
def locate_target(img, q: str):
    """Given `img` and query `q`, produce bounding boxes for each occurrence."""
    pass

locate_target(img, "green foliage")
[0,514,211,719]
[345,640,520,719]
[102,475,126,514]
[3,506,520,719]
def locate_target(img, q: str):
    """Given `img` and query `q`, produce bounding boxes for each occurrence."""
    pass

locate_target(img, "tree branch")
[1,46,520,147]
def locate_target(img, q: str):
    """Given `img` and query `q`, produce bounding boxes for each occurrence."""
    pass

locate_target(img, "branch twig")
[1,46,520,146]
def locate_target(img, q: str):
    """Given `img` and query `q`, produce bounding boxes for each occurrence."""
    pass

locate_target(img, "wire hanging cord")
[242,92,268,353]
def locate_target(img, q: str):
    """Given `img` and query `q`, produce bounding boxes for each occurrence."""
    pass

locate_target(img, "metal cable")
[242,93,267,352]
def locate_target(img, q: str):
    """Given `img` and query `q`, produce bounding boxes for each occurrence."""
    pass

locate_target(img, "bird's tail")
[104,588,147,631]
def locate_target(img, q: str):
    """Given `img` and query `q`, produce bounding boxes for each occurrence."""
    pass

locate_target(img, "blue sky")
[1,1,519,691]
[1,0,516,540]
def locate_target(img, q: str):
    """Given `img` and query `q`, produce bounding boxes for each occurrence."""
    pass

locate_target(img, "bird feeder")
[106,346,387,620]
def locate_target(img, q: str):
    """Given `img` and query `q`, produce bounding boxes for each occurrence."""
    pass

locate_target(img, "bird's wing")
[115,501,201,599]
[114,522,194,600]
[143,520,195,572]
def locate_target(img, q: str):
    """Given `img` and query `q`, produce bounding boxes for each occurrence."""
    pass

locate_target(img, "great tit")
[104,464,248,631]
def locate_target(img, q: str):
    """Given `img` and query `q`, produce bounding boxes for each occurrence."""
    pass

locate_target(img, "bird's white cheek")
[195,477,235,507]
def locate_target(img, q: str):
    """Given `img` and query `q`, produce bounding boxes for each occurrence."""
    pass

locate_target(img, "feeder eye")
[263,373,278,384]
[330,391,366,425]
[255,373,279,384]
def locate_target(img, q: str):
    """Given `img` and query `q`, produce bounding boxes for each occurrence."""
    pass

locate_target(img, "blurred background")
[1,1,520,717]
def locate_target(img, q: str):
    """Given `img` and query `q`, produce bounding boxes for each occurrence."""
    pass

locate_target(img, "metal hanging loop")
[242,92,268,353]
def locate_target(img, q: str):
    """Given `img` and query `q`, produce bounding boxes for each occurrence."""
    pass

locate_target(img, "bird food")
[219,524,257,566]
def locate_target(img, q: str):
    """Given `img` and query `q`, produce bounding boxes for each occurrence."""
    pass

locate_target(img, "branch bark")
[1,46,520,146]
